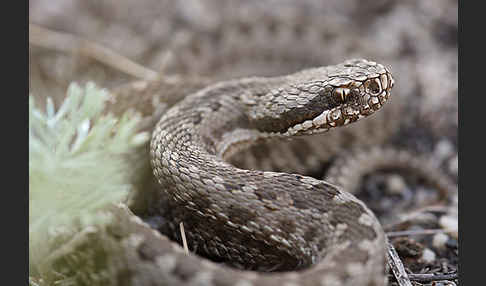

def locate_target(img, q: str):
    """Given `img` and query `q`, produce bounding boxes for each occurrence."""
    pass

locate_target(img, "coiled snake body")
[90,2,457,285]
[146,59,394,285]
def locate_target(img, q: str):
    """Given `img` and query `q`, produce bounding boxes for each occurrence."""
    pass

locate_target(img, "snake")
[125,58,450,286]
[34,1,457,285]
[144,59,394,286]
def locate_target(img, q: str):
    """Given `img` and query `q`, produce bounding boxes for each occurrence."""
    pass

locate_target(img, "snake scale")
[33,0,457,285]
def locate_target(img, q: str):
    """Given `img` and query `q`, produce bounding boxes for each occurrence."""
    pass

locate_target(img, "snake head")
[248,59,394,136]
[290,59,394,134]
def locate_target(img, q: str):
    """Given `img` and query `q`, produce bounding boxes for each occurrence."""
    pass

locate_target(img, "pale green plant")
[29,82,150,282]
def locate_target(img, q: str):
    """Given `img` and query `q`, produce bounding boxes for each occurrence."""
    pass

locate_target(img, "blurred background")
[29,0,457,141]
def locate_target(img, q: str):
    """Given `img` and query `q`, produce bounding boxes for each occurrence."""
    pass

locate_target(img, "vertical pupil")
[333,88,344,102]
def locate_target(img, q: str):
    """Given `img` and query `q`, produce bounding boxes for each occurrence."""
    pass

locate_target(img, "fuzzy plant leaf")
[29,82,150,281]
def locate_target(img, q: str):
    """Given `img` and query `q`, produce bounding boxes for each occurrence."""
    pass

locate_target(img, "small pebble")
[439,215,458,238]
[393,237,423,258]
[452,193,458,206]
[432,232,449,249]
[432,281,456,286]
[448,155,458,175]
[446,237,458,249]
[409,213,437,225]
[435,140,454,159]
[421,248,436,263]
[415,186,439,203]
[386,174,407,195]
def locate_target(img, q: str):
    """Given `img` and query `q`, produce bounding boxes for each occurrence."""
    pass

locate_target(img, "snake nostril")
[365,78,382,95]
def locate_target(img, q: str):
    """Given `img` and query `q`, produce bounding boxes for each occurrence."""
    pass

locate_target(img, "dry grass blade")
[29,23,159,80]
[180,222,189,255]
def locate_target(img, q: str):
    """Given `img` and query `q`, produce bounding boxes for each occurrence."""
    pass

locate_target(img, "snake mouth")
[283,72,394,136]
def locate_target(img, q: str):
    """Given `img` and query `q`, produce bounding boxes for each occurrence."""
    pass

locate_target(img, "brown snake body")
[148,59,392,286]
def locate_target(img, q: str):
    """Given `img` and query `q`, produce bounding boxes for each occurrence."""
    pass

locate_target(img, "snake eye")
[333,88,350,102]
[364,78,382,95]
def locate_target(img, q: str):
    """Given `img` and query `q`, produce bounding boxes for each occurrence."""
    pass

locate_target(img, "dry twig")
[29,23,159,80]
[387,228,456,238]
[408,272,458,282]
[387,240,413,286]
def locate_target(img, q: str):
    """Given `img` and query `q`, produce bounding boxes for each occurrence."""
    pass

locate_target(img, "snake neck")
[150,90,315,270]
